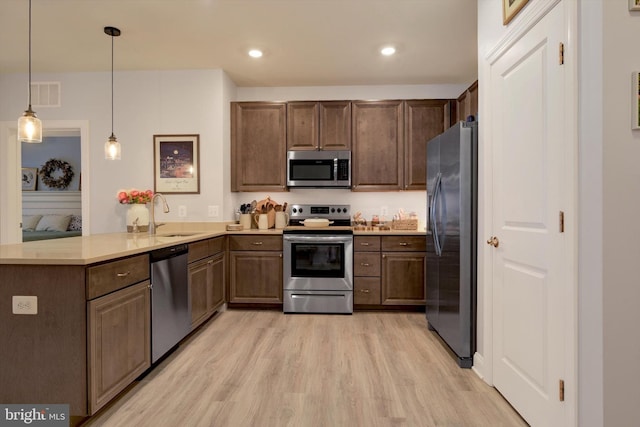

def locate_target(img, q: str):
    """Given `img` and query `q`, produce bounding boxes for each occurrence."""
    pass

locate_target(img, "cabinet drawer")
[188,240,210,263]
[209,236,225,254]
[86,254,150,300]
[381,236,426,252]
[354,252,380,277]
[354,236,381,251]
[354,277,381,305]
[229,235,282,251]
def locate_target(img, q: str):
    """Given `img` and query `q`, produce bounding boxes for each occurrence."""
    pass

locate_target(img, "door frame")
[477,0,578,424]
[0,120,91,244]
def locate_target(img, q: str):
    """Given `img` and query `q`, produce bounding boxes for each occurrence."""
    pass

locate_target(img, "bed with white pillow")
[21,191,82,242]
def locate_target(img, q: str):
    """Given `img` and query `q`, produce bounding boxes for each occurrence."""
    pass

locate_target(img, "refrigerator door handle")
[430,172,443,256]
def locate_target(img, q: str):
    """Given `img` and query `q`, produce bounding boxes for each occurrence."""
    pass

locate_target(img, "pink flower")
[117,188,153,204]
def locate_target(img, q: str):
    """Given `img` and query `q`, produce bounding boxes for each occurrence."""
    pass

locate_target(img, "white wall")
[602,2,640,425]
[0,69,230,234]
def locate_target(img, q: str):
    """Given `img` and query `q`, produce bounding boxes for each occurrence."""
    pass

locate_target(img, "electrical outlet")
[12,296,37,315]
[178,205,187,217]
[381,206,389,217]
[208,205,219,217]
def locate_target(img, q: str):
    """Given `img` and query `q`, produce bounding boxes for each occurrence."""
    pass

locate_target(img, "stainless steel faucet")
[149,193,170,235]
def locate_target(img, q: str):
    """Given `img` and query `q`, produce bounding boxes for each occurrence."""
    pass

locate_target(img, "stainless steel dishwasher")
[150,244,190,363]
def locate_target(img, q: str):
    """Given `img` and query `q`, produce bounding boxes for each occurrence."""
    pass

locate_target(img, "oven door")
[283,233,353,291]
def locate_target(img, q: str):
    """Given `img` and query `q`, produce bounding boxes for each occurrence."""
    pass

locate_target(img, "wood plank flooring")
[83,310,528,427]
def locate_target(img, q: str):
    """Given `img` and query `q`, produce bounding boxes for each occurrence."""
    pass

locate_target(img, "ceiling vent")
[30,82,61,107]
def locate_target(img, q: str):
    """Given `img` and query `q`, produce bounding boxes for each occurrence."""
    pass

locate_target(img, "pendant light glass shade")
[18,0,42,143]
[18,107,42,143]
[104,26,121,160]
[105,134,121,160]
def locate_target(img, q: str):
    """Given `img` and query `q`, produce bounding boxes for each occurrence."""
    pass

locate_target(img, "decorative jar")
[126,204,149,232]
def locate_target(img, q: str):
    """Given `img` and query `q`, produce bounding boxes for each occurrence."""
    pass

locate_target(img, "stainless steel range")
[283,204,353,314]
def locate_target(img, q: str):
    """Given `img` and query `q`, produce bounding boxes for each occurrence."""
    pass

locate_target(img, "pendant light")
[104,26,121,160]
[18,0,42,143]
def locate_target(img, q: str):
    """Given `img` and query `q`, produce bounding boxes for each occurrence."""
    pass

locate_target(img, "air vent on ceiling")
[30,82,61,108]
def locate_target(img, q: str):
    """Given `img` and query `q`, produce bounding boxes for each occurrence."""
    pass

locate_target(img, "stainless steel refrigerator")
[426,121,477,368]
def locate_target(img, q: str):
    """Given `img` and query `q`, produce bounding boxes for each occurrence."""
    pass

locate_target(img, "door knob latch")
[486,236,499,248]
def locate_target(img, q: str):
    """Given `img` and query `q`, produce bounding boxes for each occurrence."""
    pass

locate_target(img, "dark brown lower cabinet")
[381,252,426,305]
[229,251,283,303]
[87,280,151,414]
[189,252,225,329]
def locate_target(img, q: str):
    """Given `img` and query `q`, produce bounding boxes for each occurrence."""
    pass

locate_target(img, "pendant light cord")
[110,32,114,137]
[28,0,32,109]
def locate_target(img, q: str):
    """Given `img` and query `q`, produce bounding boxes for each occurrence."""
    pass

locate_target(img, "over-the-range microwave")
[286,150,351,188]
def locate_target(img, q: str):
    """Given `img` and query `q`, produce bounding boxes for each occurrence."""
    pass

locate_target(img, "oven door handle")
[283,235,353,244]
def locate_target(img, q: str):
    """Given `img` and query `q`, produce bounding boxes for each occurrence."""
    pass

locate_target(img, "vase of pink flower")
[118,189,153,232]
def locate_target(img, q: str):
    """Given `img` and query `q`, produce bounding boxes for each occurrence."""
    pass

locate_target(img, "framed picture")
[630,0,640,11]
[633,72,640,130]
[21,167,37,191]
[503,0,530,25]
[153,134,200,194]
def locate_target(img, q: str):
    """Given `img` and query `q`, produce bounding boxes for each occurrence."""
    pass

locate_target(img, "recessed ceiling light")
[381,46,396,56]
[248,49,263,58]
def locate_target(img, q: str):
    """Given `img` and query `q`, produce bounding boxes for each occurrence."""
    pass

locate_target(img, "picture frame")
[153,134,200,194]
[630,0,640,11]
[633,72,640,130]
[503,0,530,25]
[21,167,37,191]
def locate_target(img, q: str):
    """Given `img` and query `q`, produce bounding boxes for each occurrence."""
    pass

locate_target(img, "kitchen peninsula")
[0,224,425,425]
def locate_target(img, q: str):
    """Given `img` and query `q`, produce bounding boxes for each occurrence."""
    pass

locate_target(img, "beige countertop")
[0,222,426,265]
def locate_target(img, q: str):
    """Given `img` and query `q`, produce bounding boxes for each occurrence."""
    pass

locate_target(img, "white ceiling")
[0,0,478,87]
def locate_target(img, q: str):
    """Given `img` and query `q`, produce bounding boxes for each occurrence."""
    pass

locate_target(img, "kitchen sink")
[158,233,201,238]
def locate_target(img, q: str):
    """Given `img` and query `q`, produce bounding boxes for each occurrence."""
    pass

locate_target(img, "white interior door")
[489,3,573,426]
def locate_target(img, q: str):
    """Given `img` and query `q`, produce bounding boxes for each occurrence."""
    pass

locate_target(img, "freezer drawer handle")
[116,271,131,277]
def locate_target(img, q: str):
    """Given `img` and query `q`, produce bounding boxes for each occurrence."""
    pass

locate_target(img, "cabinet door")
[229,251,283,303]
[381,252,426,305]
[231,102,287,192]
[404,100,450,190]
[287,102,319,150]
[319,101,351,150]
[352,100,404,191]
[189,258,211,329]
[88,281,151,414]
[468,80,479,121]
[209,252,225,311]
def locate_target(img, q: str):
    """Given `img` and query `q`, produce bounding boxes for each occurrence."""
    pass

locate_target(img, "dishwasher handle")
[150,244,189,262]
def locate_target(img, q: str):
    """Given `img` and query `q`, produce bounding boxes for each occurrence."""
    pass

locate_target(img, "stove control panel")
[289,204,351,225]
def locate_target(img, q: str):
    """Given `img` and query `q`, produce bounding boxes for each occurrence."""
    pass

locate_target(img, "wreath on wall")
[39,158,74,190]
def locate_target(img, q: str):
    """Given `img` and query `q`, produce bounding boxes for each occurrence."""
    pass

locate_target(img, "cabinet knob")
[252,241,263,245]
[399,242,409,246]
[116,271,131,277]
[359,289,370,293]
[360,263,370,267]
[279,253,283,258]
[207,260,214,265]
[360,242,370,246]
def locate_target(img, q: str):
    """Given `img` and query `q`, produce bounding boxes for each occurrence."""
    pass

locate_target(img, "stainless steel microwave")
[286,150,351,188]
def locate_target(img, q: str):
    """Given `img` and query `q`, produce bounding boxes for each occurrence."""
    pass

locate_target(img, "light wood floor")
[84,310,528,427]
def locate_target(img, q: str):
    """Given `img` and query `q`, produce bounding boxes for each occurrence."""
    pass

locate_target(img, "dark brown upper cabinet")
[231,102,287,192]
[287,101,351,151]
[351,100,404,191]
[404,99,451,191]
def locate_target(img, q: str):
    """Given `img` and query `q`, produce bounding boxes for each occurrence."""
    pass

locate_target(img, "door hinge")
[559,211,565,233]
[559,42,565,65]
[559,379,565,401]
